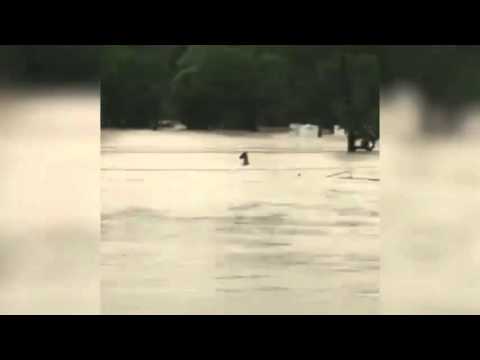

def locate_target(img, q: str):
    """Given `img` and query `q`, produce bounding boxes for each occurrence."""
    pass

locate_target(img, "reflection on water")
[101,130,379,315]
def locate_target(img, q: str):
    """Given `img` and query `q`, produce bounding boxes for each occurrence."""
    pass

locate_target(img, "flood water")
[101,129,380,314]
[381,92,480,315]
[0,90,100,314]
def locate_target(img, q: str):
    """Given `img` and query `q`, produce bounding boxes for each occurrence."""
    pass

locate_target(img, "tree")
[171,46,260,131]
[101,46,178,129]
[337,53,379,152]
[248,50,291,127]
[0,46,100,85]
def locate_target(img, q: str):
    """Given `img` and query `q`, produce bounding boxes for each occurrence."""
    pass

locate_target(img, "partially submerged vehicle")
[359,136,377,152]
[347,125,379,152]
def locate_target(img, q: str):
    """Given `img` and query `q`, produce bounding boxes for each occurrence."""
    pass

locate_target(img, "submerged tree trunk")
[245,105,259,132]
[348,131,357,153]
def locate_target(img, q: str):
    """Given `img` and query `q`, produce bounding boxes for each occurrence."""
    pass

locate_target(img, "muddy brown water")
[101,129,379,315]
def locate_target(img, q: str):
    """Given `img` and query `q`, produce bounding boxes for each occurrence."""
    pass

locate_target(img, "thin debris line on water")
[101,149,366,155]
[338,177,380,182]
[326,170,380,182]
[101,166,375,173]
[326,170,351,178]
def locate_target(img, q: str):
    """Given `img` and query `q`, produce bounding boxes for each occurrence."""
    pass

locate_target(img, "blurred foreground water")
[381,89,480,315]
[0,89,100,314]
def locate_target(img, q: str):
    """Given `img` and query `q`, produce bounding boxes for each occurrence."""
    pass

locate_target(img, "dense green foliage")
[100,45,380,136]
[101,46,177,128]
[170,46,260,130]
[4,45,480,138]
[0,46,100,84]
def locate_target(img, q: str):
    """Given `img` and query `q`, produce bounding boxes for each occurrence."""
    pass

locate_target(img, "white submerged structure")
[289,123,319,138]
[334,125,346,136]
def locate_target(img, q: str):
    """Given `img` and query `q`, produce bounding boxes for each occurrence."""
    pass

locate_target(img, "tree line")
[100,45,380,140]
[3,45,480,137]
